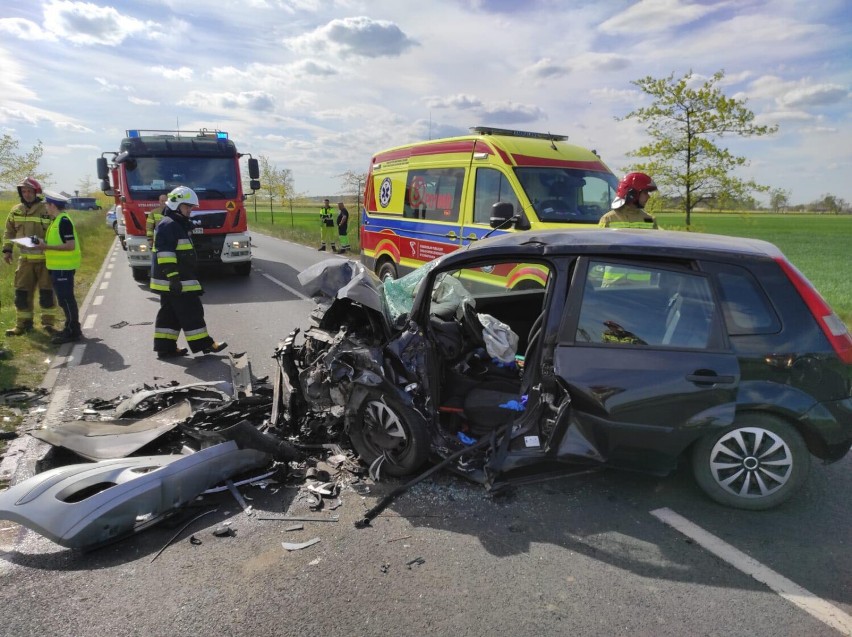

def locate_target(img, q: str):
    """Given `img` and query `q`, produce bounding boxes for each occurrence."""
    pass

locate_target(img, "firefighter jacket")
[44,213,81,270]
[3,199,51,261]
[598,205,657,229]
[146,205,166,243]
[149,210,203,294]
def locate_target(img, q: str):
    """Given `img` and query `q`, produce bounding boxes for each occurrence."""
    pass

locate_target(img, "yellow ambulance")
[360,126,619,283]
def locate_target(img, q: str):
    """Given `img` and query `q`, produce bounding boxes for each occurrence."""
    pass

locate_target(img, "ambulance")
[360,127,619,283]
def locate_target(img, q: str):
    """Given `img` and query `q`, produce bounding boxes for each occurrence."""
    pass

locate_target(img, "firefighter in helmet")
[149,186,227,359]
[599,172,659,229]
[2,177,57,336]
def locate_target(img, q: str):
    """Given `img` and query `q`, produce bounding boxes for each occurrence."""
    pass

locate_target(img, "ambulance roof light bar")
[470,126,568,142]
[125,129,228,140]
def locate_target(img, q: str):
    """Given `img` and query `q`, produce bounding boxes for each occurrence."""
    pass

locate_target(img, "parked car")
[67,196,101,210]
[274,228,852,510]
[113,205,126,250]
[105,205,117,228]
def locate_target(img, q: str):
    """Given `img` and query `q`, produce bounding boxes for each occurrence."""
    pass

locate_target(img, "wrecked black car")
[274,229,852,511]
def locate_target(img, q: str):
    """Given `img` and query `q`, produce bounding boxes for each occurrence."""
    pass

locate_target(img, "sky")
[1,0,850,205]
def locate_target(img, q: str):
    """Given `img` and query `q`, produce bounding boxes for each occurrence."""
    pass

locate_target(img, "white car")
[114,205,126,250]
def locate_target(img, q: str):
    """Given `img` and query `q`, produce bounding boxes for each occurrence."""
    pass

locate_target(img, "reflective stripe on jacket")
[150,213,203,294]
[3,200,50,259]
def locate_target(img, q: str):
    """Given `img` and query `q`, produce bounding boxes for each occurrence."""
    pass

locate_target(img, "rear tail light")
[776,258,852,364]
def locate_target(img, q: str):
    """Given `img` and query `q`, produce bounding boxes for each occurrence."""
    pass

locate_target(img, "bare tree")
[338,169,367,209]
[769,188,791,213]
[77,174,95,196]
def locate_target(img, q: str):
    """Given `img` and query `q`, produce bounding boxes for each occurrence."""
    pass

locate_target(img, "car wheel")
[349,392,430,477]
[376,259,398,282]
[131,267,149,282]
[692,413,809,510]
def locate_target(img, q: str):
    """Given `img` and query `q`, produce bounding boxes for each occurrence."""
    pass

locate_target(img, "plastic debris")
[213,525,237,537]
[282,537,321,551]
[406,557,426,569]
[284,524,304,532]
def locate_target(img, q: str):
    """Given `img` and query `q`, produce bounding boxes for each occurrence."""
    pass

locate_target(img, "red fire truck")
[97,129,260,281]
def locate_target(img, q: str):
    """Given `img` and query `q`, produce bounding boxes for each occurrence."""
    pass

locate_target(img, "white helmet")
[166,186,199,210]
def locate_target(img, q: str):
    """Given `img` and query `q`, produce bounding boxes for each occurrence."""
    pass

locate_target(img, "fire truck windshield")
[515,167,618,224]
[125,156,238,201]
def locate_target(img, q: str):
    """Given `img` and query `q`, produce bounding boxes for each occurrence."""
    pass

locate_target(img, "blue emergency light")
[216,131,228,139]
[128,130,140,138]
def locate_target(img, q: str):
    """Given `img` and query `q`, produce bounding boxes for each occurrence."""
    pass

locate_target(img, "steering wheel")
[460,299,486,347]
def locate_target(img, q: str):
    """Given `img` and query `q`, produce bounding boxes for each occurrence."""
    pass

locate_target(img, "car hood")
[298,259,386,315]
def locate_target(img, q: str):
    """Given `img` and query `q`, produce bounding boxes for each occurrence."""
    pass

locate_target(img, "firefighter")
[150,186,227,359]
[599,172,659,229]
[146,194,168,247]
[318,198,336,252]
[33,192,82,344]
[2,177,57,336]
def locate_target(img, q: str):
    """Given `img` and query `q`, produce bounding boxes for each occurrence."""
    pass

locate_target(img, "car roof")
[453,228,785,262]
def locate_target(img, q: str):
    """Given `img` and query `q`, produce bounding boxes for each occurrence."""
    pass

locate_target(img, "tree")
[620,70,778,226]
[0,134,49,190]
[338,169,368,209]
[769,188,790,213]
[77,174,95,197]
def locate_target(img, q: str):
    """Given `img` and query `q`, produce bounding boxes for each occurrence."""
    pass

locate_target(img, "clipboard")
[12,237,39,248]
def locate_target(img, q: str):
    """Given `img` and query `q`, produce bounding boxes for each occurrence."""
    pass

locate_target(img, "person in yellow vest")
[318,198,336,252]
[31,192,82,345]
[146,194,168,247]
[2,177,57,336]
[599,172,659,229]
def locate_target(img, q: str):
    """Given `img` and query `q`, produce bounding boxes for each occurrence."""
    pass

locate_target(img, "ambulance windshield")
[515,168,618,224]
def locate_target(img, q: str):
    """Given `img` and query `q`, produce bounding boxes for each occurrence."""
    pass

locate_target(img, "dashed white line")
[260,272,310,301]
[651,507,852,636]
[104,270,112,279]
[99,282,109,290]
[93,295,104,306]
[65,344,86,367]
[83,314,97,330]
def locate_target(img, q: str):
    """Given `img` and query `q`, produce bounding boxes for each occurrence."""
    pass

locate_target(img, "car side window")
[576,261,718,349]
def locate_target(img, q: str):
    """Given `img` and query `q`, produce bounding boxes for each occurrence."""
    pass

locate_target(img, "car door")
[552,257,740,472]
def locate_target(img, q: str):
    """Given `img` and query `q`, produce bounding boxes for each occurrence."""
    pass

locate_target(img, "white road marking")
[93,295,104,306]
[83,314,97,329]
[99,282,108,290]
[260,272,310,301]
[104,270,112,279]
[65,344,85,367]
[651,507,852,636]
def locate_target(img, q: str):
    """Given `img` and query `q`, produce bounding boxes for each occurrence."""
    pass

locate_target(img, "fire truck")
[97,129,260,281]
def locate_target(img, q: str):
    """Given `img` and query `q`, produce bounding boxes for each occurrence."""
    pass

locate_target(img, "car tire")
[691,413,810,510]
[348,392,430,477]
[131,267,149,282]
[376,259,398,282]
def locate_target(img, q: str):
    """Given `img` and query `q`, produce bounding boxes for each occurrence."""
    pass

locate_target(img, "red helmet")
[616,172,657,199]
[17,176,43,197]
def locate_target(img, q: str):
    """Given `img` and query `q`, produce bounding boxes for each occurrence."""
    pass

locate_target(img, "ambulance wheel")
[376,259,398,282]
[234,262,252,276]
[349,392,430,477]
[131,267,149,282]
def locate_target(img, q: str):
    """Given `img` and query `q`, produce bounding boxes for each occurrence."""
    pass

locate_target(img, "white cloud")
[590,88,642,103]
[150,66,194,81]
[599,0,722,35]
[522,58,570,79]
[780,84,849,108]
[128,96,159,106]
[0,17,57,41]
[284,16,417,58]
[43,0,161,46]
[179,90,276,112]
[55,121,93,133]
[0,107,41,126]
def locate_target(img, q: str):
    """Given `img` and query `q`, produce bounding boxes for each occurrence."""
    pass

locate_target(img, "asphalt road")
[0,234,849,637]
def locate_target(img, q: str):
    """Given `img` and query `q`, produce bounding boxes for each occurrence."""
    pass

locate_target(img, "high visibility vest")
[45,212,81,270]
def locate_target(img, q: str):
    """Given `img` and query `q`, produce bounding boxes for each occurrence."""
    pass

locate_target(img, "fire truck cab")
[97,129,260,281]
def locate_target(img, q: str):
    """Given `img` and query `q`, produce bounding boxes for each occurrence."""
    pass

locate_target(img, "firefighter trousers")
[153,292,215,354]
[12,258,56,329]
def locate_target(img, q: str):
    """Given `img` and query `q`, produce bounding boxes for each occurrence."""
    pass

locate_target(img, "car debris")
[281,537,320,551]
[150,508,217,563]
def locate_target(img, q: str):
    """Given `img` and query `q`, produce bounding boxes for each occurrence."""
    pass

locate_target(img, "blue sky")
[1,0,850,205]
